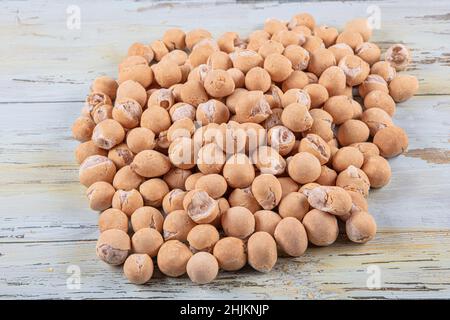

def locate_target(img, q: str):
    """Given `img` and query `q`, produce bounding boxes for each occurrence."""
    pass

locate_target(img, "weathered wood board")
[0,0,449,299]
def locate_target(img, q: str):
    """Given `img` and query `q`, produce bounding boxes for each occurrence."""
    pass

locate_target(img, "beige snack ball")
[92,119,125,150]
[196,99,230,125]
[230,49,264,74]
[356,42,381,65]
[96,229,130,265]
[316,165,337,186]
[247,231,277,273]
[344,18,372,42]
[185,172,205,191]
[123,254,153,285]
[189,39,219,67]
[207,51,233,70]
[112,189,143,217]
[185,28,212,50]
[113,165,144,191]
[278,191,309,221]
[254,210,282,236]
[196,143,226,175]
[218,32,245,53]
[253,145,287,175]
[307,48,336,77]
[162,28,186,50]
[75,140,108,165]
[336,30,363,50]
[152,59,182,88]
[187,252,219,284]
[272,29,305,47]
[91,76,118,100]
[304,109,333,142]
[228,187,261,213]
[336,165,371,197]
[304,83,329,108]
[132,227,164,257]
[274,217,308,257]
[283,45,310,71]
[302,35,325,53]
[302,209,339,246]
[221,206,255,239]
[251,174,282,210]
[223,153,255,188]
[264,53,293,82]
[131,206,164,233]
[361,107,393,137]
[213,237,247,271]
[319,65,346,96]
[364,90,396,116]
[227,68,245,88]
[328,43,354,63]
[139,178,169,207]
[264,18,287,35]
[118,59,153,88]
[385,44,411,71]
[346,211,377,243]
[313,25,338,47]
[370,61,396,83]
[350,142,380,162]
[289,12,316,30]
[267,125,296,156]
[203,69,235,98]
[258,40,284,59]
[323,95,353,125]
[245,67,271,92]
[170,102,196,122]
[180,80,209,107]
[281,88,311,109]
[116,80,146,108]
[163,209,196,241]
[163,168,192,190]
[332,146,364,172]
[72,116,95,142]
[187,224,220,253]
[130,150,171,178]
[126,127,156,154]
[195,174,228,199]
[140,106,171,134]
[281,103,313,132]
[288,152,321,184]
[157,240,193,277]
[183,189,219,224]
[307,186,353,216]
[150,40,169,62]
[79,155,116,187]
[299,134,331,165]
[373,126,409,158]
[98,208,129,233]
[162,188,186,214]
[337,119,370,146]
[86,181,115,211]
[338,55,370,86]
[362,155,392,188]
[358,74,389,98]
[388,75,419,103]
[148,89,174,110]
[235,90,272,123]
[282,70,310,92]
[108,143,134,169]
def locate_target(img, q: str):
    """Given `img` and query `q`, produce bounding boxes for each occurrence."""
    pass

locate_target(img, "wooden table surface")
[0,0,449,299]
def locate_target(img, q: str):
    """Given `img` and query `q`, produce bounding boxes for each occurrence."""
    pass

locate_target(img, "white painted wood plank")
[1,231,449,299]
[0,0,449,103]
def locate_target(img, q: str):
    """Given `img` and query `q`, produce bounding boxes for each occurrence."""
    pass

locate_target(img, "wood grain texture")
[0,0,449,299]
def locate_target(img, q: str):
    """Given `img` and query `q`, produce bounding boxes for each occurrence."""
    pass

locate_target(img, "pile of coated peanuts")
[72,13,418,285]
